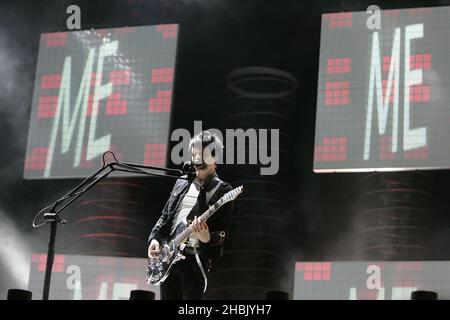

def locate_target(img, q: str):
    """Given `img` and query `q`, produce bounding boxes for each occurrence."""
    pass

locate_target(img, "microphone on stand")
[182,161,197,181]
[182,160,206,180]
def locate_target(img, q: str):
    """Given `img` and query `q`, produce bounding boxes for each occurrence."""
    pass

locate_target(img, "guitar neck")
[174,201,222,246]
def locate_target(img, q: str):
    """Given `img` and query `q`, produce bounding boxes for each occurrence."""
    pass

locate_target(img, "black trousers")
[160,254,209,300]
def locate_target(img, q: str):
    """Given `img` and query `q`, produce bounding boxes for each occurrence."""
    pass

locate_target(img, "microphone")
[182,160,206,173]
[182,161,196,174]
[182,160,207,181]
[182,161,197,182]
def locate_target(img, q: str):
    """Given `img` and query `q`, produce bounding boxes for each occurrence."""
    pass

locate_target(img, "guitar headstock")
[219,185,243,205]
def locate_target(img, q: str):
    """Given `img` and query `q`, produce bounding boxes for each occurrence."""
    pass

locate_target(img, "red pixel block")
[156,24,178,39]
[44,33,68,46]
[86,91,124,117]
[151,68,174,84]
[325,81,350,106]
[327,58,351,74]
[404,145,428,160]
[323,12,352,28]
[410,54,432,70]
[38,96,59,118]
[41,74,62,89]
[149,90,172,113]
[314,137,347,162]
[106,92,128,115]
[24,147,48,171]
[32,254,65,273]
[409,85,430,103]
[297,262,332,281]
[109,70,131,86]
[144,144,167,166]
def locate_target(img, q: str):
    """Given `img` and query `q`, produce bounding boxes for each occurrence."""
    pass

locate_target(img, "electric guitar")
[146,185,243,285]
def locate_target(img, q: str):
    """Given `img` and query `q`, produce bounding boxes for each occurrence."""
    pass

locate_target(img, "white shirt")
[170,178,204,246]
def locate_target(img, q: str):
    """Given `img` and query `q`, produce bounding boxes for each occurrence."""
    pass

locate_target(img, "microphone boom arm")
[33,151,187,300]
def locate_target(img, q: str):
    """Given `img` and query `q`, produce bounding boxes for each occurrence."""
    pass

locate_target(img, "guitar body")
[147,239,186,285]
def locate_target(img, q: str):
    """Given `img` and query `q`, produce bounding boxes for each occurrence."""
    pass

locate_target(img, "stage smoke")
[0,208,31,291]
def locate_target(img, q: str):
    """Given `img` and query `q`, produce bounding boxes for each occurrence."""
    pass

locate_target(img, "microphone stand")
[32,151,188,300]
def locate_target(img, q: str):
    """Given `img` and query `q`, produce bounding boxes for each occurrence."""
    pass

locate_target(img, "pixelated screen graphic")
[294,261,450,300]
[25,24,178,179]
[28,253,160,300]
[314,7,450,172]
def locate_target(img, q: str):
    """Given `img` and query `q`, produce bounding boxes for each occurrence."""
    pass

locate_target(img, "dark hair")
[189,130,223,157]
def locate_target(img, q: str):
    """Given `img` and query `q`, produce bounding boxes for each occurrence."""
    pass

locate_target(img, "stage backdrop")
[25,24,178,179]
[314,7,450,172]
[294,261,449,300]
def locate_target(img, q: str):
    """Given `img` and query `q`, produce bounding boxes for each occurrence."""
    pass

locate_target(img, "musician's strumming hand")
[191,216,210,243]
[148,239,160,258]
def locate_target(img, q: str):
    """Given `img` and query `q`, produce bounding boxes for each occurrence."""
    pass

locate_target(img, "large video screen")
[294,261,450,300]
[314,7,450,172]
[25,24,178,179]
[28,253,160,300]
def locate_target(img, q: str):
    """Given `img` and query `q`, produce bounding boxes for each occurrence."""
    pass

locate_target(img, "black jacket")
[148,174,234,260]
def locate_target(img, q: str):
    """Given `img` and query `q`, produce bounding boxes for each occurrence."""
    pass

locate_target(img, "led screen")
[314,7,450,172]
[28,253,160,300]
[294,261,450,300]
[25,24,178,179]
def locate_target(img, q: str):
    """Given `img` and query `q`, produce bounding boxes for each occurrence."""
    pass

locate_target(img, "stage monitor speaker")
[411,290,438,300]
[7,289,32,300]
[129,290,155,300]
[264,290,289,300]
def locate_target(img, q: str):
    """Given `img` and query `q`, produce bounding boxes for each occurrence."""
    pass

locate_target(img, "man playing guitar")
[147,130,234,299]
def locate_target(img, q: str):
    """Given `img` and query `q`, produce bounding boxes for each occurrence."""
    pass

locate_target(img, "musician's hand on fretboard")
[190,216,210,243]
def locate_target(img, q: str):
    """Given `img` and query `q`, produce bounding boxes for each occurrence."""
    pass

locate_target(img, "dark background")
[1,0,450,298]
